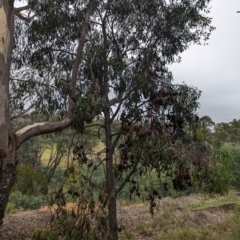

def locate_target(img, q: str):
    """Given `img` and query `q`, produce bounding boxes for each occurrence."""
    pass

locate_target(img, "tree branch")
[109,93,125,106]
[70,0,94,105]
[111,130,122,153]
[110,99,124,123]
[115,161,140,196]
[15,116,76,148]
[43,47,77,56]
[14,5,30,12]
[14,8,35,23]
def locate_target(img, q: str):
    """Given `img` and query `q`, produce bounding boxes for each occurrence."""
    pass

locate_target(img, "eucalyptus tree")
[70,1,214,238]
[0,0,215,238]
[214,119,240,144]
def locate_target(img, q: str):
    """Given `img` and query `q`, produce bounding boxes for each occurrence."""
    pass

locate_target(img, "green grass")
[136,222,154,237]
[123,230,134,239]
[157,228,197,240]
[189,191,240,210]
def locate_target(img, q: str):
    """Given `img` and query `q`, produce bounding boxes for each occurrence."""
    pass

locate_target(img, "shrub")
[13,164,48,195]
[5,202,18,214]
[199,146,233,195]
[8,191,46,209]
[228,146,240,189]
[32,207,109,240]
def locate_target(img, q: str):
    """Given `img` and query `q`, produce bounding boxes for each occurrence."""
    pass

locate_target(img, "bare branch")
[14,8,36,23]
[14,5,30,12]
[109,93,125,106]
[15,116,76,148]
[70,0,94,104]
[14,11,29,22]
[111,130,122,152]
[115,161,140,196]
[42,47,77,56]
[110,100,123,123]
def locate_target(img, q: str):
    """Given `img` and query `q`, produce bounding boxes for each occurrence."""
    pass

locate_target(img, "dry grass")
[118,191,240,240]
[3,191,240,239]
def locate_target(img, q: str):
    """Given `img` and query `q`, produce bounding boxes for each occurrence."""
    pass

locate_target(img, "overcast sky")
[169,0,240,124]
[14,1,239,124]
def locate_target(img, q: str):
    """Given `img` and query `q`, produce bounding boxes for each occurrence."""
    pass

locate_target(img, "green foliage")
[8,191,46,210]
[17,138,42,167]
[229,211,240,240]
[226,145,240,189]
[216,209,240,240]
[13,117,44,168]
[214,119,240,144]
[32,230,58,240]
[12,0,215,120]
[40,165,65,188]
[13,164,48,195]
[157,228,198,240]
[5,202,18,214]
[136,222,153,237]
[199,144,233,195]
[122,230,134,239]
[116,167,180,202]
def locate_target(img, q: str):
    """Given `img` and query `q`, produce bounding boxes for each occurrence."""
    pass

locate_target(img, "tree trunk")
[0,0,16,225]
[105,110,118,240]
[101,10,118,238]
